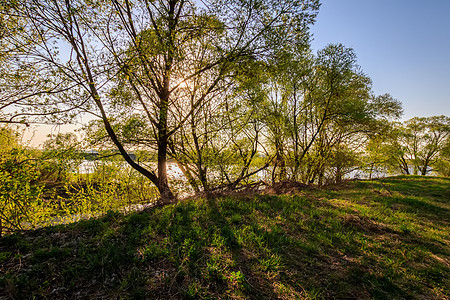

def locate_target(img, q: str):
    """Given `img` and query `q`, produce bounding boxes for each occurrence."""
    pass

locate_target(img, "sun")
[178,80,189,89]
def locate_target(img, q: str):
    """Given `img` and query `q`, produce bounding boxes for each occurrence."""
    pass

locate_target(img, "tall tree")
[259,43,402,184]
[9,0,320,201]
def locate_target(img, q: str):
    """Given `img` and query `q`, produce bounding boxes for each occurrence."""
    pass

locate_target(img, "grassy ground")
[0,175,449,299]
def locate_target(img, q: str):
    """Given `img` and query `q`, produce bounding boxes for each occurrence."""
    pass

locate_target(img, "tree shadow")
[1,189,448,299]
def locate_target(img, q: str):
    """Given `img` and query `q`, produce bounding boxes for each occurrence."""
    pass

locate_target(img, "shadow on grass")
[380,176,450,203]
[350,178,450,226]
[0,176,449,299]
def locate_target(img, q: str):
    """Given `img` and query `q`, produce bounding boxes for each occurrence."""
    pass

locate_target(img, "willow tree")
[387,116,450,175]
[10,0,320,202]
[258,43,402,184]
[299,44,402,184]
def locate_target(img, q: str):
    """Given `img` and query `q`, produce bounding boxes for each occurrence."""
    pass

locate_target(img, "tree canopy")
[3,0,446,204]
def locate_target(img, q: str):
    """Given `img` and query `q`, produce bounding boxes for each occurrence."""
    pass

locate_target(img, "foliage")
[0,126,162,236]
[382,116,450,175]
[41,133,83,182]
[0,126,50,235]
[434,139,450,176]
[1,0,448,208]
[4,0,320,201]
[258,43,402,184]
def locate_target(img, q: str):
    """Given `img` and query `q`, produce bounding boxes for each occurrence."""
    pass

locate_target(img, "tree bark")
[157,78,176,203]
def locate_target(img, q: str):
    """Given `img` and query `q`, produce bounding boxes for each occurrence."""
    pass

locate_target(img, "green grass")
[0,175,449,299]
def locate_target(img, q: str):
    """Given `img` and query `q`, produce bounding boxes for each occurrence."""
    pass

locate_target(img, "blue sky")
[25,0,450,146]
[310,0,450,120]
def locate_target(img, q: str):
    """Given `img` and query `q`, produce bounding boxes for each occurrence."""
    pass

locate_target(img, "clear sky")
[24,0,450,146]
[310,0,450,120]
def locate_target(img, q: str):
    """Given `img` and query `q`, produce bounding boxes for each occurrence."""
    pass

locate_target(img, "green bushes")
[0,127,51,235]
[0,126,159,236]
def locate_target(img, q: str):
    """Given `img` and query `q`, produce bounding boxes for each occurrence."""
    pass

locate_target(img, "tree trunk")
[335,167,342,183]
[191,116,209,191]
[157,136,175,203]
[318,170,324,186]
[274,138,286,182]
[400,157,410,175]
[155,0,178,204]
[157,80,176,203]
[175,161,200,193]
[421,162,428,175]
[293,84,300,180]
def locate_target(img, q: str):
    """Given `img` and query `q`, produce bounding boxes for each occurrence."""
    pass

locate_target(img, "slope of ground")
[0,176,449,299]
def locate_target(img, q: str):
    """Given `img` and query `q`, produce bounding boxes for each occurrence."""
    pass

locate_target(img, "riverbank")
[1,175,449,299]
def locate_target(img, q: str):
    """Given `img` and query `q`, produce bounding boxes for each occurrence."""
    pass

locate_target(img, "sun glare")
[178,81,189,89]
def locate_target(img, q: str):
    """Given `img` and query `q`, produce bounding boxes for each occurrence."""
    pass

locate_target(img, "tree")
[389,116,450,175]
[259,43,402,184]
[434,138,450,176]
[9,0,319,202]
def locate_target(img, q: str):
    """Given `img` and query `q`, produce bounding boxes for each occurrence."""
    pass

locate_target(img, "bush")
[0,127,51,236]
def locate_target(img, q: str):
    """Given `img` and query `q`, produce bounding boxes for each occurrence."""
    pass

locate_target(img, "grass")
[0,175,449,299]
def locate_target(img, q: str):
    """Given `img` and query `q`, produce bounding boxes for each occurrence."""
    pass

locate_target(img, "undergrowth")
[0,175,449,299]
